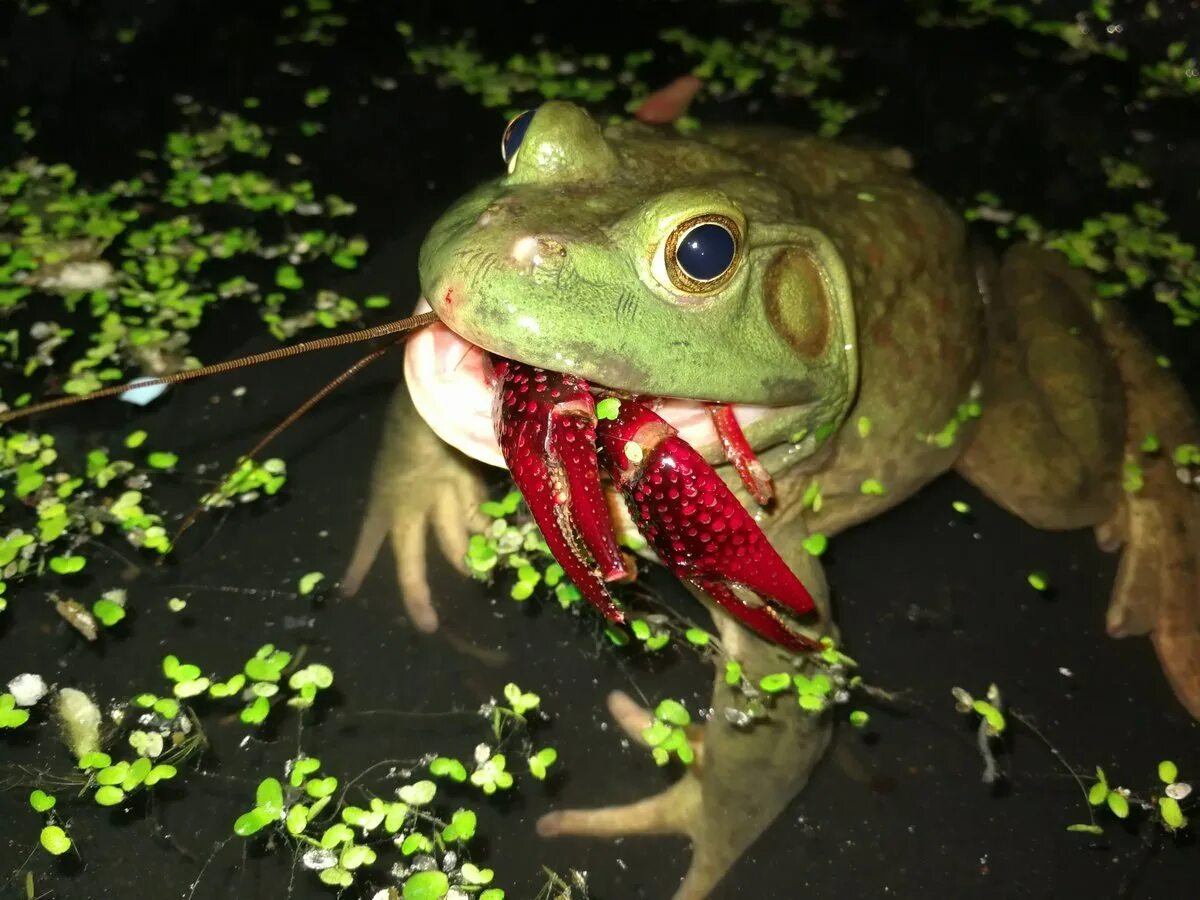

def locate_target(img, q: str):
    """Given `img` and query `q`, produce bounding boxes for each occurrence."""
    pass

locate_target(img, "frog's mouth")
[404,298,776,469]
[404,298,821,652]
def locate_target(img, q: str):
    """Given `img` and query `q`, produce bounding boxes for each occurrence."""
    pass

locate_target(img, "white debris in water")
[973,205,1014,224]
[232,386,247,398]
[101,588,127,608]
[446,890,470,900]
[408,854,437,872]
[474,742,491,765]
[56,687,102,758]
[1166,782,1192,801]
[7,673,47,706]
[120,377,169,406]
[1058,666,1074,677]
[40,261,116,292]
[441,851,457,870]
[302,848,337,871]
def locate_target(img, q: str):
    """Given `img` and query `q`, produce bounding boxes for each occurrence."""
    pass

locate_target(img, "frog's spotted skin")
[345,84,1200,899]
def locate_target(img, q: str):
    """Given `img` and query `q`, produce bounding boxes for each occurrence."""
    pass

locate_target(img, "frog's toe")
[343,475,487,632]
[1094,501,1127,554]
[540,666,828,898]
[607,690,706,760]
[538,776,698,840]
[340,492,390,599]
[391,516,441,633]
[433,480,488,578]
[538,693,707,842]
[1111,484,1200,717]
[1103,497,1166,638]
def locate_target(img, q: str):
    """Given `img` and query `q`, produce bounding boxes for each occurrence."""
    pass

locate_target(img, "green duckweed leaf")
[146,451,179,470]
[397,780,436,806]
[759,673,792,693]
[94,785,125,806]
[234,807,275,837]
[49,555,86,574]
[298,571,324,595]
[403,870,449,900]
[256,777,284,818]
[429,757,467,782]
[654,698,690,726]
[1106,790,1130,819]
[92,598,126,626]
[29,789,56,812]
[1159,796,1186,831]
[801,533,828,556]
[40,825,71,856]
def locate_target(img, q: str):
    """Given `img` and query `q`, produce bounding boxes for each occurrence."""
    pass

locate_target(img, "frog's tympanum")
[344,79,1200,899]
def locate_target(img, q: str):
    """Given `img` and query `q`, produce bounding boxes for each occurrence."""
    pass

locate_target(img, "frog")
[341,78,1200,899]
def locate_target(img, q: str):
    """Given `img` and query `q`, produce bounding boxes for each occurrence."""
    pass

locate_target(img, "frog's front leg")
[341,381,487,631]
[538,515,833,900]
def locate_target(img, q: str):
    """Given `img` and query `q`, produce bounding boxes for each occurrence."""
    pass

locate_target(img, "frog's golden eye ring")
[665,214,742,293]
[501,108,537,170]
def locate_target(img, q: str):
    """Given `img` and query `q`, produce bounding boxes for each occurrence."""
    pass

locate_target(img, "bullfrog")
[342,79,1200,899]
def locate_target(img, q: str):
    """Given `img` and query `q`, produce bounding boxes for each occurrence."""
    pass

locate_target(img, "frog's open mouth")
[404,297,821,652]
[404,298,775,469]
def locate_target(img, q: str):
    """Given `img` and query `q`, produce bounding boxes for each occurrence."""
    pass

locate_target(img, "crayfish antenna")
[171,338,404,545]
[0,311,437,424]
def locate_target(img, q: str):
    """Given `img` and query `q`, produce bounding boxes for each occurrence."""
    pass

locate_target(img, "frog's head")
[408,101,858,467]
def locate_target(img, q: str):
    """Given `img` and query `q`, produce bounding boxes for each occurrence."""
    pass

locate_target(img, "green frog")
[342,81,1200,898]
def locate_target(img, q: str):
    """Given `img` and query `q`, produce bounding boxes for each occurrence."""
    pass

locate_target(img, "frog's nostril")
[511,236,566,270]
[511,235,539,266]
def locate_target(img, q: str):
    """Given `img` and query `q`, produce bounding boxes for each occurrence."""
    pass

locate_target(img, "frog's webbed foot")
[341,383,487,632]
[539,588,832,900]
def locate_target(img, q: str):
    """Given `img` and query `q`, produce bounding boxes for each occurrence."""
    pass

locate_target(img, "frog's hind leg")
[956,244,1200,717]
[538,519,833,899]
[1091,297,1200,717]
[955,245,1125,529]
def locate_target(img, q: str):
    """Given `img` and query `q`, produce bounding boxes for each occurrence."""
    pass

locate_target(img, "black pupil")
[676,223,735,282]
[502,109,536,163]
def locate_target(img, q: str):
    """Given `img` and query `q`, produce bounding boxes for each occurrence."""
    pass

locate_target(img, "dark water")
[1,1,1198,898]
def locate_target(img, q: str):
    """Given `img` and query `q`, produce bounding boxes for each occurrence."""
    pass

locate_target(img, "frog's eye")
[665,214,742,293]
[501,109,537,169]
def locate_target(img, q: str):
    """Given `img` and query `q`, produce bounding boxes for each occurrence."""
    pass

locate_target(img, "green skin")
[346,100,1200,899]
